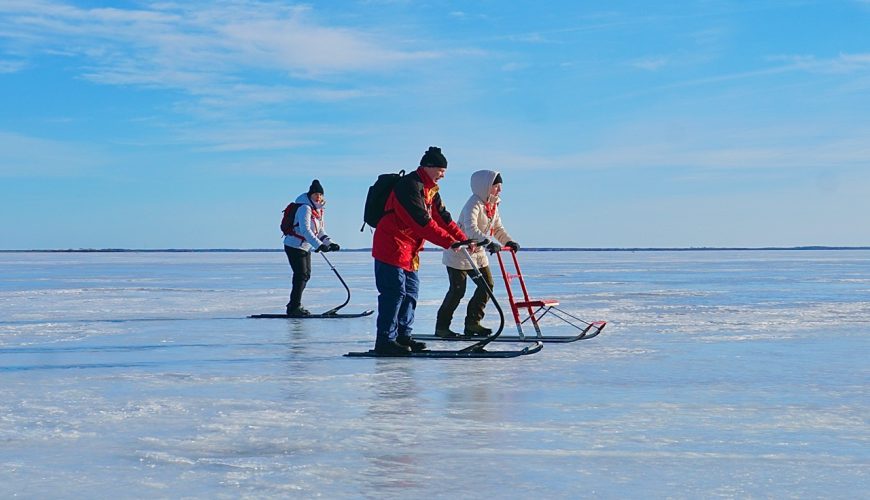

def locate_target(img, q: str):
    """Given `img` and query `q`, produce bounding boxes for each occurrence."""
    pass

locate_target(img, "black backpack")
[360,169,405,231]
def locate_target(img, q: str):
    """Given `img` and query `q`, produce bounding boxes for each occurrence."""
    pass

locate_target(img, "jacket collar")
[416,166,438,190]
[294,192,323,217]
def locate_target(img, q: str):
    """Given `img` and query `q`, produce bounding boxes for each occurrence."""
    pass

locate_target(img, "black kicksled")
[345,241,544,359]
[250,253,374,319]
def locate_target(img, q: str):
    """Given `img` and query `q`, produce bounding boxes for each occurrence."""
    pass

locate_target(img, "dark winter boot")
[286,305,310,317]
[374,339,412,356]
[396,335,427,352]
[434,328,461,338]
[464,323,492,337]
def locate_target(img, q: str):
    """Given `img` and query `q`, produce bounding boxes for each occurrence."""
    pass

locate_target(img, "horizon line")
[2,246,869,253]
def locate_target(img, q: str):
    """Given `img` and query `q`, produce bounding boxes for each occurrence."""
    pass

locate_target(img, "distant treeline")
[2,246,869,253]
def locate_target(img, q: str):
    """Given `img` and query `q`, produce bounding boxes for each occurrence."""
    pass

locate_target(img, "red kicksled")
[415,247,606,344]
[492,248,605,342]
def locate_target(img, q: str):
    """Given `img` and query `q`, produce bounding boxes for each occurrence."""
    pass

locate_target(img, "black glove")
[328,242,340,252]
[450,239,476,250]
[505,241,520,252]
[316,243,330,253]
[485,241,502,254]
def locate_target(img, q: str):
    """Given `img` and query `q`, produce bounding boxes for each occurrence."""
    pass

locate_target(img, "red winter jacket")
[372,167,467,271]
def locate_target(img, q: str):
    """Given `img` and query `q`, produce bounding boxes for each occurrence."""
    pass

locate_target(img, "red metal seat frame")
[494,249,606,340]
[495,249,557,337]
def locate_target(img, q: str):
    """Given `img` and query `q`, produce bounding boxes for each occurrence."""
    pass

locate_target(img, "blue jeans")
[374,259,419,344]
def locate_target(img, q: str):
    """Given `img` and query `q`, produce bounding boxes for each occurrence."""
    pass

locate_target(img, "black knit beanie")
[419,146,448,168]
[492,173,503,185]
[308,179,324,195]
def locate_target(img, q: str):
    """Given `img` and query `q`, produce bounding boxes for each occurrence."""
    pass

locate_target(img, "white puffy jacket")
[442,169,513,270]
[283,193,332,252]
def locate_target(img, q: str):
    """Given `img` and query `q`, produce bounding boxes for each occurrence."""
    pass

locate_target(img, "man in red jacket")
[371,146,469,355]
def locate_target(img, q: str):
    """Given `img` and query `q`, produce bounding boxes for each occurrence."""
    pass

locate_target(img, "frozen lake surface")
[1,250,867,498]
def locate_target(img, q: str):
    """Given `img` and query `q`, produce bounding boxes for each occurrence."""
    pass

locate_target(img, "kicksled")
[250,253,374,319]
[414,246,606,344]
[346,242,543,358]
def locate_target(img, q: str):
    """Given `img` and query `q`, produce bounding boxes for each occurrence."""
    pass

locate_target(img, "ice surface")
[1,250,868,497]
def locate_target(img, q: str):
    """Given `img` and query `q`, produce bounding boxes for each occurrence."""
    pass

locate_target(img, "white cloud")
[0,59,27,73]
[0,1,440,103]
[632,56,669,71]
[619,52,870,100]
[506,32,551,44]
[175,120,322,153]
[0,131,106,177]
[500,62,527,72]
[461,120,870,173]
[775,53,870,74]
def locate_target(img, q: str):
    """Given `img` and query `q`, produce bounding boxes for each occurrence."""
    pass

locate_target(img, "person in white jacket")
[435,170,520,337]
[282,179,339,317]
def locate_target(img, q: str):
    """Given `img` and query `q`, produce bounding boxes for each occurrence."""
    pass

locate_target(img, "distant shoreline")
[2,246,869,253]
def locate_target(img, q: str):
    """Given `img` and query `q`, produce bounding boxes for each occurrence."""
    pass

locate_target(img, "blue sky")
[1,0,869,249]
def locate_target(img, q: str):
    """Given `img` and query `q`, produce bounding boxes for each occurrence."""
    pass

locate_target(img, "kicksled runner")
[346,242,544,358]
[250,253,374,319]
[413,245,606,344]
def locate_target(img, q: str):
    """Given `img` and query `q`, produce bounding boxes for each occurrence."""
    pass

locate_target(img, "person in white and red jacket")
[436,169,520,337]
[282,179,338,317]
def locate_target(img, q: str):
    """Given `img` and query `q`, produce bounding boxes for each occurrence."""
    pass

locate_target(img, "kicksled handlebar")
[451,238,517,254]
[450,238,477,250]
